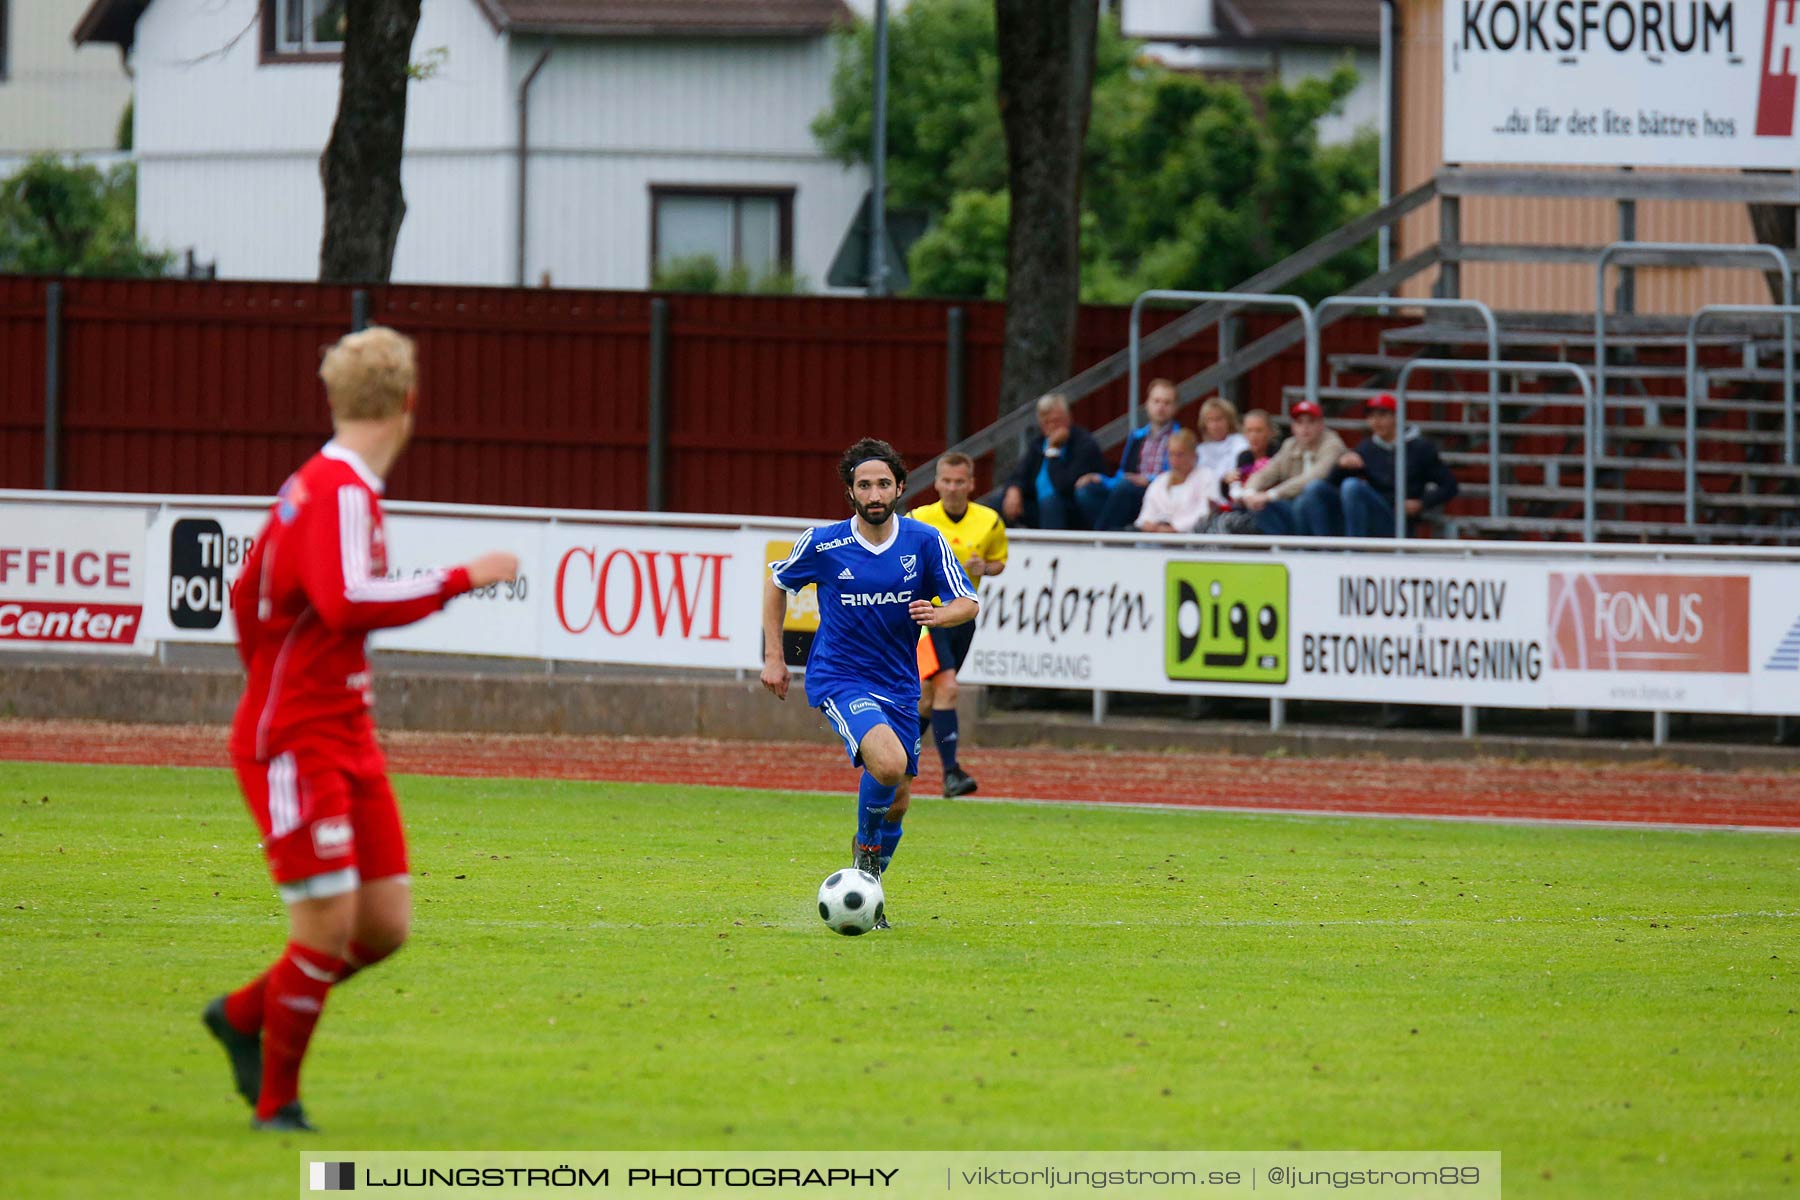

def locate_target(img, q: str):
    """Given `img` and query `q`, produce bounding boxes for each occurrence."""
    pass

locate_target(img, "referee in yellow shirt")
[909,452,1008,796]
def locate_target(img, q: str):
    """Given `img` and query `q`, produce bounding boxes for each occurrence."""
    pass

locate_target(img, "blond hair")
[1167,429,1199,453]
[319,326,417,421]
[1198,395,1240,437]
[938,452,975,472]
[1035,392,1071,416]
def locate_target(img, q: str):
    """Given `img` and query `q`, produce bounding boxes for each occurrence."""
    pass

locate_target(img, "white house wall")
[0,0,133,157]
[128,0,864,289]
[513,36,867,290]
[133,0,513,281]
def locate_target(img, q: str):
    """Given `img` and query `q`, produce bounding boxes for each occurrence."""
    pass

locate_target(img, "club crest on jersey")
[311,816,353,858]
[275,476,309,524]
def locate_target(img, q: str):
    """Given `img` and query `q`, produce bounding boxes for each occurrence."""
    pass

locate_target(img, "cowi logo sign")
[540,527,760,670]
[554,547,730,641]
[1444,0,1800,166]
[1165,562,1289,685]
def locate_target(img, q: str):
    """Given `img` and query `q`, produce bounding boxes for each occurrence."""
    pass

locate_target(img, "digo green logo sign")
[1166,562,1288,684]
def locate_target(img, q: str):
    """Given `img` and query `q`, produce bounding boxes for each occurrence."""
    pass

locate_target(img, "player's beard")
[853,497,893,526]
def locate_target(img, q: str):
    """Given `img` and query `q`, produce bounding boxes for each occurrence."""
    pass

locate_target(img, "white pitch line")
[933,791,1800,835]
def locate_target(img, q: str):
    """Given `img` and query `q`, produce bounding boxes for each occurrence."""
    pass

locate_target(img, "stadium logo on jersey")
[1762,613,1800,670]
[814,536,855,553]
[838,567,856,580]
[840,590,914,607]
[275,475,309,524]
[1758,0,1800,135]
[1165,562,1289,684]
[311,816,354,858]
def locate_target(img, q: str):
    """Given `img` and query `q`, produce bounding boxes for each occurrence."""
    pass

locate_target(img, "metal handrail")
[1595,242,1794,461]
[1128,290,1317,427]
[1316,297,1502,515]
[1685,304,1799,521]
[1396,360,1597,542]
[898,179,1441,501]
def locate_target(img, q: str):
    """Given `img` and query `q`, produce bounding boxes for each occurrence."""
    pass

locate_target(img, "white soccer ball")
[817,867,884,936]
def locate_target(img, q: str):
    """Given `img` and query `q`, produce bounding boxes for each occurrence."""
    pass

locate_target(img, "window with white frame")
[651,188,793,281]
[268,0,346,58]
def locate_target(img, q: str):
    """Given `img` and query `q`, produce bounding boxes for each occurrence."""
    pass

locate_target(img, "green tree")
[0,156,172,277]
[815,1,1377,305]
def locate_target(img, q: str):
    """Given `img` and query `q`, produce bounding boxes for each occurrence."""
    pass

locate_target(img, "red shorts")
[232,735,408,892]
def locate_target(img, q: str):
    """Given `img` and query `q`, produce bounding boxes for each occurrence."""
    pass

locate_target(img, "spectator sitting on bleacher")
[1134,430,1218,534]
[1298,393,1459,537]
[1000,392,1107,530]
[1208,408,1278,533]
[1195,395,1252,479]
[1238,401,1347,535]
[1073,377,1182,531]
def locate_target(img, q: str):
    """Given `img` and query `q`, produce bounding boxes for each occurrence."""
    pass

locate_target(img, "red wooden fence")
[0,276,1397,518]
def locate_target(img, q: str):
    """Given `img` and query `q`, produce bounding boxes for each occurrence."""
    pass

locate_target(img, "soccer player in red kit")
[202,326,518,1132]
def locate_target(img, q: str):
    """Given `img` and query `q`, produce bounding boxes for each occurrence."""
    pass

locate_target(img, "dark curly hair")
[837,438,907,491]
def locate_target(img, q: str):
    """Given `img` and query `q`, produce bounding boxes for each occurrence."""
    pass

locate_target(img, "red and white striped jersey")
[228,442,472,761]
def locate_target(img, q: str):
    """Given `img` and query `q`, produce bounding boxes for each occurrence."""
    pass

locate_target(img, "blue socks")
[880,820,903,874]
[930,708,961,771]
[856,772,895,851]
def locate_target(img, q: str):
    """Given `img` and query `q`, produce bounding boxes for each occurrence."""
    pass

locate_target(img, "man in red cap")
[1238,400,1348,536]
[1297,392,1459,537]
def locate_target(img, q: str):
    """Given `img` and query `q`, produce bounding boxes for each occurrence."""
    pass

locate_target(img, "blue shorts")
[818,691,921,777]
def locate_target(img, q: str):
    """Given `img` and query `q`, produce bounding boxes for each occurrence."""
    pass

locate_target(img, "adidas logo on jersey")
[838,567,855,580]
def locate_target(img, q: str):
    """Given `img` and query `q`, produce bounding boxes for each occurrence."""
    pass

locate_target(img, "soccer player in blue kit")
[762,439,978,928]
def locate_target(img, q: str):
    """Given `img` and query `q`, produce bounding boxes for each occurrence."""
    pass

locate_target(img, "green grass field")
[2,761,1795,1198]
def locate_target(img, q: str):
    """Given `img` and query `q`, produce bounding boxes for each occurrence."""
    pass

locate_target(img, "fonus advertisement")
[0,505,149,654]
[1547,570,1752,710]
[1444,0,1800,167]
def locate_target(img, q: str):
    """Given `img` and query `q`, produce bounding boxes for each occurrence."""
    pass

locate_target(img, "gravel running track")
[2,718,1796,831]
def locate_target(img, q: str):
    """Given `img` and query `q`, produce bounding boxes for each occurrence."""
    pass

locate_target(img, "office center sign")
[1443,0,1800,166]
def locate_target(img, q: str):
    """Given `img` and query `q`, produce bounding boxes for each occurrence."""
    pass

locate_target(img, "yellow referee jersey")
[910,500,1008,596]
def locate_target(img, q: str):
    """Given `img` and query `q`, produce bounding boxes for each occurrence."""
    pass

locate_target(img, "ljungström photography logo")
[309,1161,354,1191]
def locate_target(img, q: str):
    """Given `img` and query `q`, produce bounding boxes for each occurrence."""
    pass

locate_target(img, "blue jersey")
[770,516,977,708]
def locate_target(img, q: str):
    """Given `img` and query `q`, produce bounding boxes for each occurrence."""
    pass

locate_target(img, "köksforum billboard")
[1444,0,1800,166]
[3,495,1798,715]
